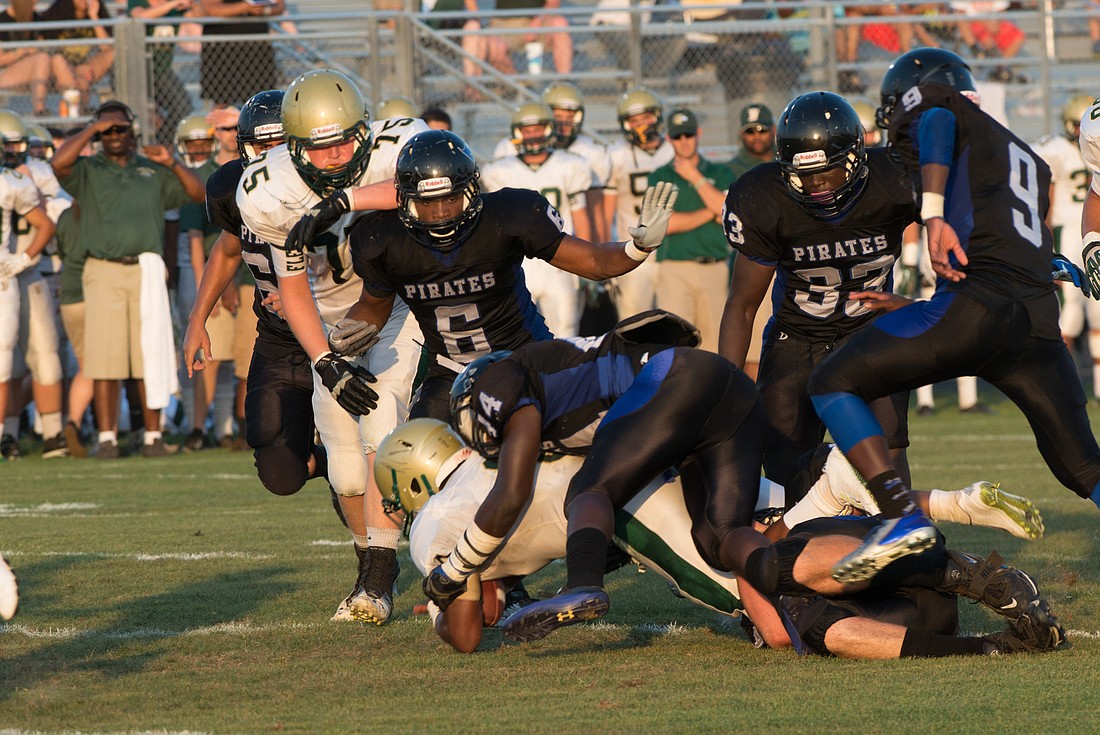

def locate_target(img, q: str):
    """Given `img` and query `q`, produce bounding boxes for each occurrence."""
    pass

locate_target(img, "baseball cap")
[740,103,774,132]
[667,108,699,137]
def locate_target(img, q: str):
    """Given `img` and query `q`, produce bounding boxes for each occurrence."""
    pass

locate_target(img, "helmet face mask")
[542,82,585,148]
[282,70,373,193]
[449,351,513,458]
[395,130,483,251]
[617,88,664,148]
[511,102,554,157]
[876,48,978,130]
[237,89,285,162]
[175,113,217,168]
[0,109,28,168]
[26,124,52,161]
[1063,94,1097,141]
[777,91,869,220]
[373,418,470,516]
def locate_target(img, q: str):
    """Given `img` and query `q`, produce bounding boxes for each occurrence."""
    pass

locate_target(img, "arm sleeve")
[917,107,957,168]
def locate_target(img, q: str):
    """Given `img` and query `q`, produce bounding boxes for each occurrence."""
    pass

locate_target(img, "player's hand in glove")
[1082,233,1100,299]
[1053,253,1092,298]
[423,565,468,612]
[627,181,679,253]
[0,252,33,280]
[313,351,378,415]
[328,318,380,358]
[285,188,353,257]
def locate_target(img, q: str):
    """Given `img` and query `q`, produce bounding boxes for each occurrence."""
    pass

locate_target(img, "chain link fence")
[0,1,1095,156]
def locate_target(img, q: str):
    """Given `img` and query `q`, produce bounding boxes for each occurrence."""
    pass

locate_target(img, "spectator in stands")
[198,0,284,107]
[648,108,733,353]
[127,0,194,146]
[42,0,115,113]
[950,1,1026,82]
[470,0,572,75]
[420,106,452,130]
[51,100,205,459]
[0,0,50,116]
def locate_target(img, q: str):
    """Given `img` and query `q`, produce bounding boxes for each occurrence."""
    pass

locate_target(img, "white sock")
[98,430,117,445]
[143,430,162,445]
[352,532,369,549]
[41,411,62,440]
[367,527,402,550]
[928,489,967,524]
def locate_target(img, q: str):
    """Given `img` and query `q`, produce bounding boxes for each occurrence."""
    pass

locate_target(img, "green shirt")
[648,156,734,262]
[59,152,192,259]
[55,206,85,305]
[179,159,219,255]
[727,148,772,180]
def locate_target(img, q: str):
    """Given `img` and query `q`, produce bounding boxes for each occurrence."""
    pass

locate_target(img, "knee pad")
[254,445,310,496]
[782,595,854,657]
[741,537,813,596]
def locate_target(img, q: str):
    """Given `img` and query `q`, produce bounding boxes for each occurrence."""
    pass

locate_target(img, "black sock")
[565,527,609,590]
[867,471,915,518]
[899,630,986,658]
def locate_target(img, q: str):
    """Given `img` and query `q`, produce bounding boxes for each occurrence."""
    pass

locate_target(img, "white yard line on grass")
[1,551,273,561]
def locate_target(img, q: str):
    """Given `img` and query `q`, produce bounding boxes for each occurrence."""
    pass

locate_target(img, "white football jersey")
[1079,97,1100,194]
[493,133,612,188]
[237,117,429,326]
[18,159,72,271]
[606,139,673,232]
[480,150,592,234]
[0,168,42,259]
[1032,134,1089,236]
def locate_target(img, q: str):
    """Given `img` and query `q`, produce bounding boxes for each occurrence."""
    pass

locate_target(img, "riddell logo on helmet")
[309,123,343,141]
[792,150,828,169]
[417,176,452,194]
[254,123,282,136]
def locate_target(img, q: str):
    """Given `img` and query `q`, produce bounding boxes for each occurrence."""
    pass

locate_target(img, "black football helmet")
[876,48,978,130]
[237,89,285,162]
[776,91,868,220]
[395,130,483,251]
[449,350,513,458]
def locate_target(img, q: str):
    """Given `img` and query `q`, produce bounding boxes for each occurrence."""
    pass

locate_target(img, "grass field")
[3,390,1100,734]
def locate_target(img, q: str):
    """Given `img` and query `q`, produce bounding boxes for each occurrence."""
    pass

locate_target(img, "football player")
[183,90,333,502]
[327,130,678,422]
[0,110,61,459]
[492,83,612,241]
[0,552,16,620]
[809,49,1100,585]
[381,419,1054,656]
[236,70,429,624]
[376,97,418,121]
[719,91,918,488]
[604,88,673,318]
[1080,94,1100,292]
[481,103,593,337]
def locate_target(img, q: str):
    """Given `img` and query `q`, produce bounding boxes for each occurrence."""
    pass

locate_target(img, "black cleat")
[343,546,399,625]
[939,550,1041,618]
[502,586,609,643]
[1,434,21,460]
[983,599,1066,654]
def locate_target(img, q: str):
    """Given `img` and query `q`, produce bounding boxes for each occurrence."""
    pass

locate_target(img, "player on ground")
[808,49,1100,585]
[237,69,428,624]
[719,91,918,488]
[481,103,593,337]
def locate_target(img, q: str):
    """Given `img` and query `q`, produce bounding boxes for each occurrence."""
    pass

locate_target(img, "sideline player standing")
[809,49,1100,584]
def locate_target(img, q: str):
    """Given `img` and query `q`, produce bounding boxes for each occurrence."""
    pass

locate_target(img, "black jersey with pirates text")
[889,82,1055,315]
[349,188,565,365]
[723,147,918,340]
[205,158,301,359]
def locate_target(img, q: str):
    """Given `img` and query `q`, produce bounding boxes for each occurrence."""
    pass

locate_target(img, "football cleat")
[832,509,938,583]
[96,440,120,460]
[983,599,1066,654]
[1,434,21,460]
[958,482,1044,540]
[500,581,539,624]
[345,546,399,625]
[41,434,70,459]
[0,552,17,621]
[501,586,609,643]
[939,550,1041,618]
[63,421,87,458]
[330,596,356,622]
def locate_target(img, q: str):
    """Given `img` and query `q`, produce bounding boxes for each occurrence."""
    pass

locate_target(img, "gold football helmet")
[542,82,584,147]
[25,123,53,161]
[0,109,28,167]
[374,418,469,515]
[377,96,418,120]
[1063,93,1097,140]
[849,97,882,147]
[511,102,554,157]
[175,113,217,167]
[282,69,373,193]
[616,87,663,147]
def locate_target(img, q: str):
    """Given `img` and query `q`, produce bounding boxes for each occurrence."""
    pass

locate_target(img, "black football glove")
[423,565,468,612]
[313,351,378,416]
[285,189,353,257]
[1052,253,1092,298]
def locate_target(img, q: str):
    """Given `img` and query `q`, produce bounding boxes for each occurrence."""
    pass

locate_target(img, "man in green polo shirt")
[51,99,204,459]
[647,108,734,352]
[728,102,776,179]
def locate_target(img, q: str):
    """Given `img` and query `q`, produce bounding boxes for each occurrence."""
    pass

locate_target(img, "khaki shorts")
[233,284,258,381]
[60,301,86,365]
[489,15,537,51]
[82,257,145,380]
[207,303,236,366]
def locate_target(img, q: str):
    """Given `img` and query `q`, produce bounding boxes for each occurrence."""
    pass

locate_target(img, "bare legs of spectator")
[529,15,572,73]
[49,48,116,110]
[0,51,50,115]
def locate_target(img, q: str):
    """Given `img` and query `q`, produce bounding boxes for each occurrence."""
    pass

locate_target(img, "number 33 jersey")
[722,147,917,339]
[236,117,429,326]
[348,188,565,366]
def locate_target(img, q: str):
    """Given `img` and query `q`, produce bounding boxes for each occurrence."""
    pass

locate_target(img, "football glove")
[0,252,33,280]
[423,564,468,612]
[327,318,380,358]
[285,188,353,257]
[1083,233,1100,299]
[313,351,378,416]
[1053,253,1092,299]
[627,181,679,252]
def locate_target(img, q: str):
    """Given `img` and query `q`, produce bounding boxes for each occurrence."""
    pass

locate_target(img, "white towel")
[138,252,179,410]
